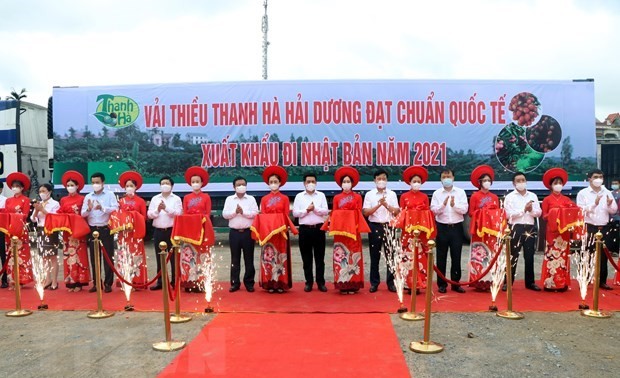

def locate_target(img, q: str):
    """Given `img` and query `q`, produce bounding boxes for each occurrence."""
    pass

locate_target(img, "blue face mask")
[612,184,619,191]
[441,178,453,188]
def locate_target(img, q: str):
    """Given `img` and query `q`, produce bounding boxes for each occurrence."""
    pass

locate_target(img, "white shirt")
[576,186,618,226]
[222,193,259,229]
[504,190,542,225]
[430,186,468,224]
[31,198,60,225]
[0,195,6,209]
[147,193,183,229]
[293,190,329,225]
[363,188,399,223]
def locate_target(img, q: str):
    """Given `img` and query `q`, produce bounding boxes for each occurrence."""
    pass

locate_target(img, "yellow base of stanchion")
[170,314,192,323]
[400,312,424,321]
[410,340,444,354]
[496,310,524,320]
[152,340,186,352]
[581,309,612,318]
[6,309,33,317]
[87,310,114,319]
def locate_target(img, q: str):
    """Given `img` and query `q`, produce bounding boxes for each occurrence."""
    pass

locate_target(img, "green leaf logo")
[94,94,140,129]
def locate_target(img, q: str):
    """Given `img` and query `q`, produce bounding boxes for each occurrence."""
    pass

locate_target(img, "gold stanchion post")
[410,240,444,353]
[401,230,423,321]
[497,228,523,320]
[170,237,191,323]
[87,231,114,319]
[6,236,32,317]
[582,232,612,318]
[153,241,186,352]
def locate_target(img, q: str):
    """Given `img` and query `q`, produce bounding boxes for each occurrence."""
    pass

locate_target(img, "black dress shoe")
[526,284,541,292]
[1,282,8,288]
[229,286,240,293]
[104,285,112,293]
[246,286,255,292]
[150,284,162,291]
[369,285,378,293]
[89,285,97,293]
[438,286,447,294]
[451,286,466,294]
[387,284,397,293]
[317,284,327,292]
[600,283,613,291]
[304,283,313,292]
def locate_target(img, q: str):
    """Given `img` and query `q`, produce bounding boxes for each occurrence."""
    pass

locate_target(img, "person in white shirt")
[362,169,400,293]
[147,176,183,290]
[504,172,542,291]
[293,173,330,292]
[222,176,259,293]
[31,183,61,290]
[430,168,468,294]
[0,182,8,288]
[576,169,618,290]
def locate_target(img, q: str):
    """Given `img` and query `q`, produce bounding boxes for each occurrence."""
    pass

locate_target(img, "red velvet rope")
[602,246,619,272]
[167,280,178,302]
[99,242,169,289]
[432,247,503,286]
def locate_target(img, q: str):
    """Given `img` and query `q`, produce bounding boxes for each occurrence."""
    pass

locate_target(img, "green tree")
[561,136,573,168]
[7,88,26,100]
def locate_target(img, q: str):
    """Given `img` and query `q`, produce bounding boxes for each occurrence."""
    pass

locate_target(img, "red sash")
[548,207,583,237]
[108,209,146,239]
[44,213,91,239]
[0,213,26,238]
[392,209,436,239]
[172,214,215,247]
[470,208,506,238]
[321,209,370,240]
[251,213,298,246]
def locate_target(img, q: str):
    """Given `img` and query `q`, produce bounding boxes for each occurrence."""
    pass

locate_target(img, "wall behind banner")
[51,79,596,193]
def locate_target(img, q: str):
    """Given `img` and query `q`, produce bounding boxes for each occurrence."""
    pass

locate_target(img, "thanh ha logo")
[93,94,139,128]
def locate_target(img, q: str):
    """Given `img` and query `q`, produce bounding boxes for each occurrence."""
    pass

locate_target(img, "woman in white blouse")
[31,183,61,290]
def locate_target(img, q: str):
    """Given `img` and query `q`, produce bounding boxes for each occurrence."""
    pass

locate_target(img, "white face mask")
[305,183,316,192]
[191,182,202,190]
[411,182,421,191]
[160,184,172,193]
[66,186,77,194]
[376,180,387,189]
[481,181,492,190]
[235,185,247,194]
[552,184,563,193]
[125,187,136,195]
[12,187,22,194]
[92,183,103,192]
[39,192,50,201]
[341,182,352,191]
[515,182,526,191]
[592,178,604,188]
[269,183,279,191]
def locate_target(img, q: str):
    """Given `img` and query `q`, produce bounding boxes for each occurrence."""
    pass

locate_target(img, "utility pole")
[261,0,269,80]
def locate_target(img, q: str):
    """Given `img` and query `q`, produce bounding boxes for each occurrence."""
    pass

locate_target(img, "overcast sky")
[1,0,618,120]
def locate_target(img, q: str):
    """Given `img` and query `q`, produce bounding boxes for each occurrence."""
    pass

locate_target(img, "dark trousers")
[153,227,176,286]
[436,222,464,288]
[606,220,619,255]
[368,222,394,287]
[298,225,326,285]
[586,223,611,283]
[88,226,115,287]
[0,233,6,285]
[509,224,537,286]
[229,228,255,288]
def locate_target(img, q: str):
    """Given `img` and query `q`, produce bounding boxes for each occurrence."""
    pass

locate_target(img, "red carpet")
[158,313,411,378]
[1,280,619,313]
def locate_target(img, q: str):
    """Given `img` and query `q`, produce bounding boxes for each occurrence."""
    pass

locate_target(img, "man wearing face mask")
[363,169,400,293]
[147,176,183,290]
[430,168,468,294]
[576,169,618,290]
[222,176,259,292]
[293,173,329,292]
[504,172,542,291]
[81,172,119,293]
